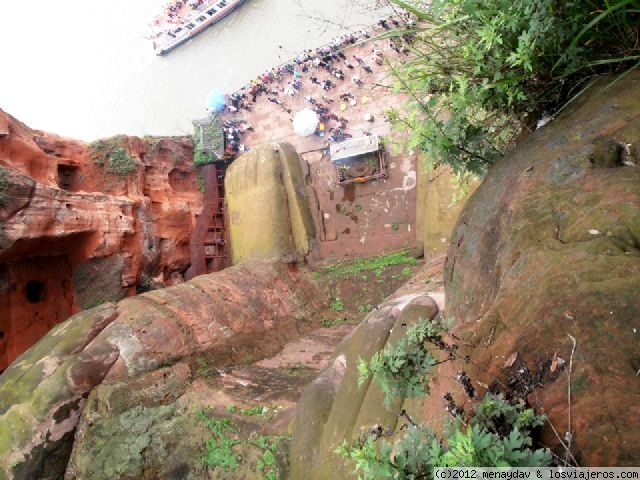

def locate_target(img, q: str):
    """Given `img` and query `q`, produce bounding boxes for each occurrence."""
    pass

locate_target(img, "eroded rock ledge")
[0,109,202,370]
[0,260,323,480]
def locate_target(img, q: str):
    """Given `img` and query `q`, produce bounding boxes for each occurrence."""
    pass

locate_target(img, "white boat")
[149,0,247,55]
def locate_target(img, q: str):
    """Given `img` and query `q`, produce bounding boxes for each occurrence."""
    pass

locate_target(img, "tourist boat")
[149,0,246,55]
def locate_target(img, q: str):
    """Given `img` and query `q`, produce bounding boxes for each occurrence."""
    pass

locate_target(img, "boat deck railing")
[152,0,233,49]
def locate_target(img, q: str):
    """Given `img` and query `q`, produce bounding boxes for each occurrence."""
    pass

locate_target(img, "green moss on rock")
[225,142,314,264]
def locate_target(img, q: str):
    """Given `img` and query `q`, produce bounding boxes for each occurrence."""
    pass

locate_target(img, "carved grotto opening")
[0,256,75,372]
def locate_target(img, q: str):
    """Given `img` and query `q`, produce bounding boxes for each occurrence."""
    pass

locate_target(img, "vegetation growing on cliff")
[198,411,241,470]
[106,147,137,176]
[197,408,289,479]
[357,315,454,407]
[88,136,137,177]
[386,0,640,175]
[193,115,224,166]
[337,393,550,478]
[338,317,552,477]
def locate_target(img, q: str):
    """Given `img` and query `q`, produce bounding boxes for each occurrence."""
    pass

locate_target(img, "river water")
[0,0,385,141]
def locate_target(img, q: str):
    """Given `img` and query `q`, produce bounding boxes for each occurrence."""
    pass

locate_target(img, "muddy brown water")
[0,0,388,141]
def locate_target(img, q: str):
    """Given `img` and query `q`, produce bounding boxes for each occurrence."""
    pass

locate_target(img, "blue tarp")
[205,89,226,113]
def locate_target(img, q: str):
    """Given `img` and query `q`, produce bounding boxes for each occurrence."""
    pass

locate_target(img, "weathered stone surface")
[225,142,315,264]
[64,323,355,480]
[443,73,640,465]
[0,110,202,369]
[0,261,324,480]
[64,363,199,480]
[415,163,477,259]
[290,294,439,480]
[72,256,126,310]
[0,303,118,480]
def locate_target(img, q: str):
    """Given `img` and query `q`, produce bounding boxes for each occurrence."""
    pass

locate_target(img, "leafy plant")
[337,395,551,478]
[88,139,108,164]
[330,297,345,312]
[198,410,289,478]
[253,434,289,480]
[322,250,418,278]
[340,312,551,478]
[197,410,240,470]
[358,316,453,407]
[385,0,640,176]
[106,147,137,177]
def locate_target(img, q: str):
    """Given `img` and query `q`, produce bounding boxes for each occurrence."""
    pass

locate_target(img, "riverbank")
[209,18,431,261]
[0,0,389,140]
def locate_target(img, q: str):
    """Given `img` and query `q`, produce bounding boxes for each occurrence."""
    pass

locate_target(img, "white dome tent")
[292,108,319,137]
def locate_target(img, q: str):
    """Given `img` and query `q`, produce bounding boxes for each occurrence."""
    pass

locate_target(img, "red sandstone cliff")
[0,109,203,370]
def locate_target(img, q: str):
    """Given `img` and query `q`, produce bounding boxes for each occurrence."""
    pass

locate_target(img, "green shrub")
[358,316,453,407]
[193,115,224,166]
[340,316,552,477]
[253,434,289,480]
[386,0,640,176]
[88,139,108,164]
[337,394,551,478]
[106,147,137,177]
[193,133,214,166]
[88,136,137,177]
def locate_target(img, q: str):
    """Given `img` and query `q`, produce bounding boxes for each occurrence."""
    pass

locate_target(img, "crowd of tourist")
[213,13,414,152]
[152,0,211,27]
[222,118,253,155]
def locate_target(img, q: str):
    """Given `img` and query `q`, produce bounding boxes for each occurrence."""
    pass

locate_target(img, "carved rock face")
[0,261,324,479]
[0,110,202,369]
[289,74,640,477]
[445,73,640,465]
[225,142,315,265]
